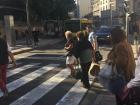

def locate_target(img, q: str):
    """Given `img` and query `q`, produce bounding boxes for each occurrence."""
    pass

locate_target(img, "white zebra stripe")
[56,81,87,105]
[7,63,40,77]
[0,64,59,98]
[10,68,69,105]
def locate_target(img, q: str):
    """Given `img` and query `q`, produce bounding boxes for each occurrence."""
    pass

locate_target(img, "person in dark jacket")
[75,31,94,89]
[0,33,16,97]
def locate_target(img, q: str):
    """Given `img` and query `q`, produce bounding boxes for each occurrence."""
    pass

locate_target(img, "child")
[64,31,76,77]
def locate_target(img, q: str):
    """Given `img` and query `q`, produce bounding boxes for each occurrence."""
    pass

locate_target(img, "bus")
[44,20,64,37]
[64,18,93,32]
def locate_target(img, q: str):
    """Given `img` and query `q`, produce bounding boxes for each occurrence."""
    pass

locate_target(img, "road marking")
[56,81,87,105]
[10,68,69,105]
[0,64,59,98]
[7,63,40,77]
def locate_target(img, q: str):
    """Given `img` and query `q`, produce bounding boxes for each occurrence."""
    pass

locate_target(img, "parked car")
[96,27,111,44]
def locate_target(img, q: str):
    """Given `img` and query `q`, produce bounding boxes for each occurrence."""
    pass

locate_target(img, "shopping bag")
[99,63,113,78]
[98,63,113,89]
[73,65,82,79]
[89,62,100,76]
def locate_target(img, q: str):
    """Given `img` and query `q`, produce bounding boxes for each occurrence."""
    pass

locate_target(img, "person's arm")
[127,75,140,88]
[64,43,73,51]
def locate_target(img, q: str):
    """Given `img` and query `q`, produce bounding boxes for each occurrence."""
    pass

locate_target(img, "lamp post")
[125,12,129,38]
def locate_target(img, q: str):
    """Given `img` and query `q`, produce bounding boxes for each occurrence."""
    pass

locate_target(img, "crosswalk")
[0,62,93,105]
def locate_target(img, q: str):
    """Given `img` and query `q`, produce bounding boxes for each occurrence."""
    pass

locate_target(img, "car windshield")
[97,28,111,33]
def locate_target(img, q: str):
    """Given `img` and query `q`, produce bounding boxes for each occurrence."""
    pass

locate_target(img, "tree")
[49,0,76,20]
[0,0,76,21]
[29,0,76,20]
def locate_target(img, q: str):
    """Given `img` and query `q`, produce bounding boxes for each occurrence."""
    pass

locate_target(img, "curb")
[12,48,33,55]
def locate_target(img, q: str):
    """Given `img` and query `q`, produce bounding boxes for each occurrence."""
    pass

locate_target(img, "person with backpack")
[0,33,16,97]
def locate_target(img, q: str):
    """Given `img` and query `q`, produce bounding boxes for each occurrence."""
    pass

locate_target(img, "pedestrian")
[86,25,97,51]
[32,31,39,46]
[0,33,16,97]
[64,31,77,77]
[106,27,135,105]
[75,31,93,89]
[123,49,140,105]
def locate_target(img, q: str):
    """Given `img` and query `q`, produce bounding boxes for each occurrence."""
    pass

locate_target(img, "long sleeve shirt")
[127,57,140,88]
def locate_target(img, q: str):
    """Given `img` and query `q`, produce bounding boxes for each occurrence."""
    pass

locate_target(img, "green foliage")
[49,0,76,20]
[0,0,76,21]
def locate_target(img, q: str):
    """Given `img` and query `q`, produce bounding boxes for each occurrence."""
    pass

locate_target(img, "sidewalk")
[11,38,64,55]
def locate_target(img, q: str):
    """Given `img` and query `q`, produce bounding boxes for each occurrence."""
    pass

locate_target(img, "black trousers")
[116,87,140,105]
[80,62,91,87]
[125,87,140,105]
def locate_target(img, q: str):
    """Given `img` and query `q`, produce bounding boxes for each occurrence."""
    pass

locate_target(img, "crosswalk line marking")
[0,64,60,98]
[10,68,69,105]
[56,81,87,105]
[7,63,40,77]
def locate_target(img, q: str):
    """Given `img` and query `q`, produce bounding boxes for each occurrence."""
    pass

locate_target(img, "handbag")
[73,65,82,79]
[95,51,103,62]
[89,62,100,76]
[109,74,126,98]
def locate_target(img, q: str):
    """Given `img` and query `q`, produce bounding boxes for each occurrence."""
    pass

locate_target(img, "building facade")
[77,0,92,18]
[133,0,140,31]
[92,0,125,27]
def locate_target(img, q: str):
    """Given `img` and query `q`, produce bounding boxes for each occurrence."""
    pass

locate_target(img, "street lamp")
[123,0,132,39]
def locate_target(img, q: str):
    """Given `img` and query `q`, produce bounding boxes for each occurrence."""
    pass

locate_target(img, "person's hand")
[123,86,129,93]
[122,86,130,100]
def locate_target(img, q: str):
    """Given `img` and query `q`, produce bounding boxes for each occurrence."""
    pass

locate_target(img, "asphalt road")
[0,42,115,105]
